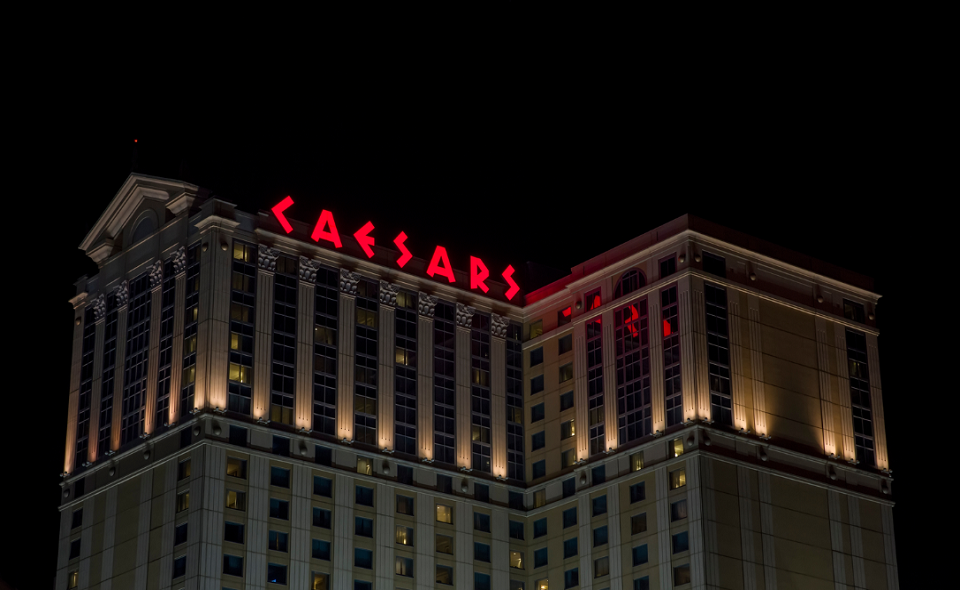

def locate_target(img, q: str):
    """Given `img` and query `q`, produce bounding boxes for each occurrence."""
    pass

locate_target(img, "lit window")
[436,565,453,585]
[436,504,452,524]
[536,579,549,590]
[529,321,543,339]
[631,452,644,472]
[226,490,246,511]
[396,525,414,546]
[356,457,372,475]
[558,306,572,327]
[672,438,684,458]
[511,580,525,590]
[436,534,453,554]
[67,571,78,589]
[594,556,609,578]
[585,289,601,311]
[673,564,691,585]
[530,347,544,367]
[178,459,191,480]
[312,572,329,590]
[510,549,524,569]
[561,419,575,439]
[176,491,189,513]
[631,513,648,535]
[396,556,414,577]
[559,363,573,383]
[226,457,247,478]
[670,468,686,489]
[534,490,546,508]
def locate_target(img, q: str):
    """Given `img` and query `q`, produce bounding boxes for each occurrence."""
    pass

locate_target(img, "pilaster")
[337,270,360,440]
[253,246,278,421]
[378,281,398,449]
[296,257,319,430]
[866,333,887,470]
[88,297,106,462]
[144,260,163,435]
[758,472,777,590]
[835,330,856,461]
[455,303,475,468]
[490,313,508,478]
[815,317,838,457]
[417,293,437,459]
[196,228,233,412]
[747,294,767,437]
[64,295,88,473]
[110,281,129,452]
[655,466,672,589]
[169,247,187,425]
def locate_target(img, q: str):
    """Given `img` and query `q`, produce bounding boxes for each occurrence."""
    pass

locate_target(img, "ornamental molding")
[148,260,164,289]
[258,245,280,271]
[172,246,187,275]
[491,313,509,339]
[92,294,107,321]
[340,269,362,295]
[299,256,320,283]
[379,281,399,307]
[418,292,438,318]
[114,281,129,308]
[455,303,476,328]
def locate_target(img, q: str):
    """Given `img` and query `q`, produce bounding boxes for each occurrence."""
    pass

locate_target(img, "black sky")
[5,84,928,588]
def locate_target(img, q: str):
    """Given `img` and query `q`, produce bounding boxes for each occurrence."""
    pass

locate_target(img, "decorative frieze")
[114,281,129,308]
[148,260,164,289]
[455,303,475,328]
[379,281,399,307]
[418,292,438,318]
[258,245,280,271]
[92,294,107,321]
[491,313,509,339]
[299,256,320,283]
[172,246,187,275]
[340,269,361,295]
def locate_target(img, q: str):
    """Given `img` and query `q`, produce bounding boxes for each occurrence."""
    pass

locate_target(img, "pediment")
[79,173,204,265]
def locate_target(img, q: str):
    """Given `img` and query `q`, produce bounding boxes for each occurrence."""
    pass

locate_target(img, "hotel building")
[56,173,899,590]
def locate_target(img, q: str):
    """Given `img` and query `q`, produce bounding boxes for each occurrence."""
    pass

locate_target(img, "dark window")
[313,507,331,528]
[397,495,414,515]
[267,563,287,584]
[270,256,298,426]
[594,556,609,579]
[395,290,418,454]
[593,525,608,547]
[564,567,579,589]
[530,348,544,367]
[471,312,493,473]
[228,242,256,416]
[71,509,83,529]
[673,531,689,553]
[634,576,650,590]
[315,445,332,466]
[509,491,525,510]
[434,300,456,464]
[224,522,243,544]
[355,581,372,590]
[436,534,453,554]
[562,477,576,498]
[506,323,525,480]
[564,537,578,559]
[531,403,545,422]
[511,581,525,590]
[179,244,201,423]
[69,539,81,560]
[475,572,491,590]
[355,517,373,537]
[97,294,119,458]
[847,329,875,465]
[474,512,490,532]
[356,485,374,506]
[272,436,290,457]
[120,272,152,445]
[396,556,414,577]
[631,513,648,534]
[671,500,688,521]
[354,548,372,569]
[563,508,577,528]
[702,252,725,277]
[314,476,332,497]
[173,555,186,578]
[705,283,733,426]
[585,288,601,311]
[592,495,607,516]
[592,465,605,484]
[659,256,676,279]
[662,286,682,427]
[534,518,547,538]
[632,544,648,566]
[531,375,544,395]
[615,269,645,299]
[510,520,524,540]
[313,539,331,560]
[534,547,548,568]
[475,483,489,503]
[222,554,243,577]
[630,482,646,503]
[270,466,290,488]
[674,565,691,585]
[397,465,413,485]
[179,428,191,449]
[437,474,453,494]
[558,306,572,327]
[74,308,96,469]
[475,542,491,562]
[269,499,289,520]
[844,299,866,323]
[436,565,453,585]
[229,426,247,447]
[586,315,605,455]
[532,460,546,479]
[615,298,652,443]
[560,391,574,411]
[559,334,573,355]
[313,265,339,435]
[532,431,545,450]
[268,530,288,552]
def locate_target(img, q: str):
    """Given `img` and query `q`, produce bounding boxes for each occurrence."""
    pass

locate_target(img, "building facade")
[56,174,898,590]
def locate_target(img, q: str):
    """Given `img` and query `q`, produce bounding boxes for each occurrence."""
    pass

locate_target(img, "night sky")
[6,112,924,588]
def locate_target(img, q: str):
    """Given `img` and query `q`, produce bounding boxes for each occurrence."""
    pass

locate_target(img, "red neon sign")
[271,197,519,300]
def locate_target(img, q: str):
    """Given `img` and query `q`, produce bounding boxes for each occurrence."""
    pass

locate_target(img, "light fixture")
[298,427,313,435]
[868,313,876,321]
[461,478,469,492]
[257,417,270,425]
[702,419,714,425]
[139,432,151,439]
[213,407,226,415]
[827,452,838,460]
[757,447,768,462]
[60,471,69,478]
[460,467,473,473]
[817,295,824,303]
[81,461,92,468]
[758,434,772,441]
[579,472,587,485]
[847,458,859,466]
[574,458,586,466]
[382,461,391,475]
[341,438,354,445]
[678,254,686,263]
[381,447,395,454]
[421,458,435,464]
[683,418,695,427]
[575,300,582,310]
[881,468,893,476]
[496,475,507,482]
[694,254,701,263]
[737,428,751,436]
[189,407,201,415]
[220,242,228,251]
[652,430,663,438]
[105,450,115,457]
[750,273,757,281]
[604,447,615,454]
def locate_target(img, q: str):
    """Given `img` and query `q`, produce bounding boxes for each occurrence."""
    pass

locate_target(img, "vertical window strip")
[75,307,96,469]
[846,329,875,465]
[180,244,201,415]
[616,299,651,444]
[270,256,298,425]
[506,322,524,480]
[120,273,152,445]
[155,259,176,428]
[471,313,492,472]
[98,294,118,457]
[394,292,418,455]
[353,277,379,444]
[704,284,732,426]
[433,301,456,464]
[662,286,682,427]
[586,316,605,455]
[228,242,256,415]
[312,266,339,435]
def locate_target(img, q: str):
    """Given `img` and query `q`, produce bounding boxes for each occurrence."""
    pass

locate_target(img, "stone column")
[866,333,888,470]
[253,246,277,421]
[490,313,508,478]
[378,281,398,449]
[87,295,106,461]
[747,294,768,437]
[64,293,88,473]
[196,227,234,411]
[455,303,475,469]
[815,316,837,457]
[296,257,319,430]
[834,329,855,461]
[573,320,589,460]
[110,281,129,452]
[337,270,360,440]
[602,309,618,451]
[169,247,187,425]
[144,261,163,435]
[417,293,437,459]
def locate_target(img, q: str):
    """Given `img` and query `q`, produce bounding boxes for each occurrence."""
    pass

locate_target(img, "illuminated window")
[356,456,372,475]
[670,468,686,489]
[585,288,601,311]
[530,347,544,366]
[396,556,414,577]
[529,320,543,339]
[67,571,78,589]
[270,498,289,520]
[614,269,645,299]
[561,449,576,468]
[662,286,682,427]
[564,567,579,589]
[593,525,607,547]
[631,452,644,471]
[267,562,287,584]
[671,500,688,521]
[534,489,546,508]
[559,363,573,383]
[396,525,414,546]
[173,555,186,578]
[534,547,548,568]
[631,513,647,535]
[506,322,525,480]
[536,579,549,590]
[354,548,372,569]
[564,537,578,558]
[226,490,246,511]
[353,277,379,444]
[511,580,525,590]
[560,391,574,411]
[559,334,573,354]
[176,491,189,513]
[673,564,691,585]
[269,530,289,552]
[436,504,453,524]
[179,244,201,418]
[561,419,575,440]
[594,556,609,578]
[630,482,645,503]
[396,495,414,515]
[436,534,453,554]
[672,438,684,458]
[355,517,373,538]
[313,507,331,528]
[312,539,330,560]
[434,301,456,464]
[558,306,572,327]
[226,457,246,479]
[228,241,256,415]
[436,565,453,585]
[355,485,374,506]
[270,466,290,488]
[510,550,524,569]
[533,460,546,479]
[222,554,243,577]
[312,572,329,590]
[844,299,866,323]
[659,255,676,279]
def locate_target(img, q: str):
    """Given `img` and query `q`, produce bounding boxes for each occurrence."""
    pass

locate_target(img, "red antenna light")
[134,139,138,143]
